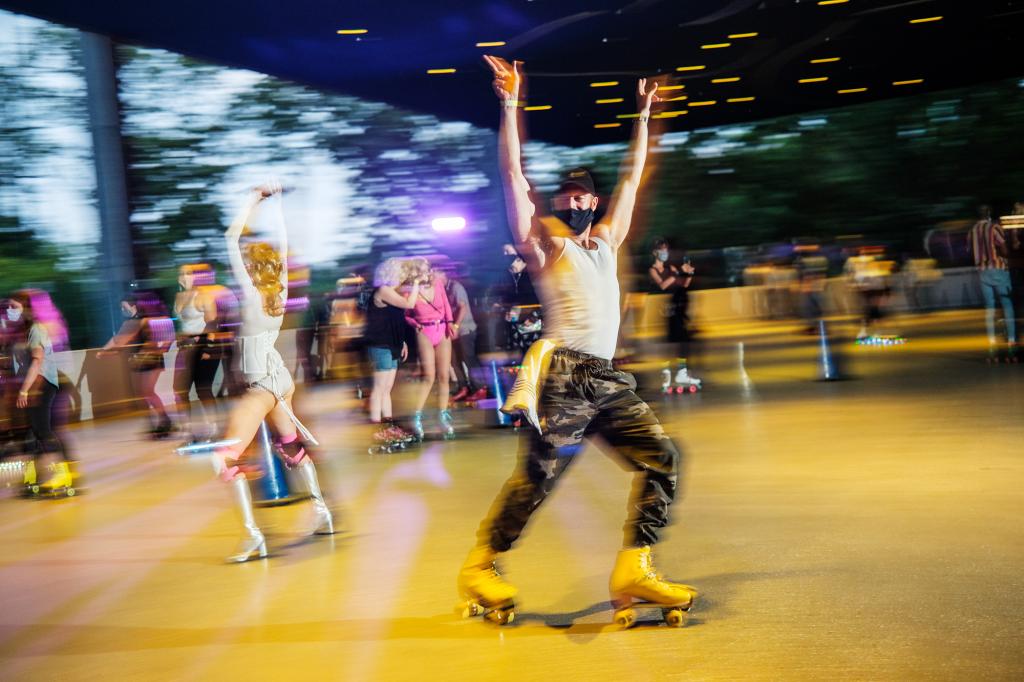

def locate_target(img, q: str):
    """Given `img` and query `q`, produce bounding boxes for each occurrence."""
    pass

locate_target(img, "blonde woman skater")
[214,182,335,563]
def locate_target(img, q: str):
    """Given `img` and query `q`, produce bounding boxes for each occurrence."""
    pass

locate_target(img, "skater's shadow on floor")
[511,567,814,640]
[511,602,706,642]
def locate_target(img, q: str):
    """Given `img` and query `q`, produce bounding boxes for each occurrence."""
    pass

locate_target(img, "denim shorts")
[368,346,398,371]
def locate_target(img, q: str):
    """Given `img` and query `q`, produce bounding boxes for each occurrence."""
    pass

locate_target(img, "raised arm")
[268,185,289,293]
[484,56,561,269]
[600,79,661,249]
[225,189,266,295]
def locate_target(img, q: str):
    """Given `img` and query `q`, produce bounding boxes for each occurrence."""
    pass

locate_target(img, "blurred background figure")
[364,257,419,451]
[326,274,368,390]
[902,256,941,313]
[794,244,829,333]
[968,204,1016,361]
[845,246,894,340]
[0,298,29,464]
[173,263,223,444]
[405,258,456,440]
[439,266,486,403]
[490,245,541,353]
[8,289,76,496]
[647,237,700,393]
[100,291,175,438]
[286,259,316,384]
[1005,201,1024,335]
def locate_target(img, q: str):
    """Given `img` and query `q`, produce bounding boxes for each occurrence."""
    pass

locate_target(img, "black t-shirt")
[364,291,407,358]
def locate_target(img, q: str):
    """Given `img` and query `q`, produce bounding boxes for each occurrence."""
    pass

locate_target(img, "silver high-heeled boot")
[297,459,336,535]
[227,476,268,563]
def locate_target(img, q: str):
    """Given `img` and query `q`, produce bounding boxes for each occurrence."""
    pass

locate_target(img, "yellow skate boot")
[609,546,697,628]
[456,545,518,625]
[21,459,39,497]
[39,461,78,497]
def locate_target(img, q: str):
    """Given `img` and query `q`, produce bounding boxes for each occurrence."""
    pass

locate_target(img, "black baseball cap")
[558,167,597,196]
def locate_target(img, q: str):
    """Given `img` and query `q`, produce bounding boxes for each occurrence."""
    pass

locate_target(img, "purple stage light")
[432,216,466,233]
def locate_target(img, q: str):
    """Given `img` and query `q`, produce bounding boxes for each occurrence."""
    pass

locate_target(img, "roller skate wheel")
[484,606,515,625]
[663,608,687,628]
[457,601,482,618]
[614,607,637,628]
[66,488,76,497]
[688,385,698,394]
[30,485,40,494]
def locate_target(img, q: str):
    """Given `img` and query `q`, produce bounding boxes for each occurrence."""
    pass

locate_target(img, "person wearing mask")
[9,290,77,496]
[0,299,28,466]
[456,57,695,627]
[364,257,419,452]
[100,291,174,438]
[647,238,700,393]
[439,268,486,403]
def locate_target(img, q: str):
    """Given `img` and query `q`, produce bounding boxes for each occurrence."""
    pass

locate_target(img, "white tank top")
[178,299,206,335]
[540,236,620,360]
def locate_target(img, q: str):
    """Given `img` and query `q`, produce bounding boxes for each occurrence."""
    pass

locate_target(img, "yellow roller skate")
[39,461,79,498]
[609,546,697,629]
[456,546,518,625]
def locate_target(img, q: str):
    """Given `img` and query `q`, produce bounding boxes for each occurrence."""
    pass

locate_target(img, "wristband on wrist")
[18,390,29,396]
[637,113,650,123]
[502,99,524,110]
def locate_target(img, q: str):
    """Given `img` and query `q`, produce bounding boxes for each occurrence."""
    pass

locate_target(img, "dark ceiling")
[5,0,1024,146]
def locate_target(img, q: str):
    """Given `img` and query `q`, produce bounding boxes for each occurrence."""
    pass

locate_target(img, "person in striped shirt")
[968,205,1017,360]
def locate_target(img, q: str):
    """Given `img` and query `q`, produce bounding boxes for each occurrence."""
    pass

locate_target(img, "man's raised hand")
[637,78,662,115]
[484,55,523,103]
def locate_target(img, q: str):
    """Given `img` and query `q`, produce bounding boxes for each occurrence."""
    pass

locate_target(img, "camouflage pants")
[482,348,681,552]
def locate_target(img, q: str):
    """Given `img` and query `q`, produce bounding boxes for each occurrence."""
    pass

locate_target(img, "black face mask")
[556,208,595,234]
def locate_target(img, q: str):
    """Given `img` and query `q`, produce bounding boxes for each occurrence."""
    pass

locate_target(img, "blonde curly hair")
[243,241,285,317]
[374,257,431,288]
[404,257,431,285]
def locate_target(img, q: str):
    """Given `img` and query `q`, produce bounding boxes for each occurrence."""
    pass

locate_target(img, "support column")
[80,31,134,340]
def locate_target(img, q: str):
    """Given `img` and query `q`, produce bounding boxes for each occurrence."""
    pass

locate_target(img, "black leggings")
[174,341,219,416]
[28,380,68,460]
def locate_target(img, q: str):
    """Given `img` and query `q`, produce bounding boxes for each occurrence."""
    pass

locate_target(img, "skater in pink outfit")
[404,260,456,440]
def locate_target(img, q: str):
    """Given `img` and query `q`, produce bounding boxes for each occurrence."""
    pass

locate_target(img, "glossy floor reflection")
[1,311,1022,680]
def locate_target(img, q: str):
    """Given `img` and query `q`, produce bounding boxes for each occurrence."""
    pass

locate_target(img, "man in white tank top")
[457,57,697,626]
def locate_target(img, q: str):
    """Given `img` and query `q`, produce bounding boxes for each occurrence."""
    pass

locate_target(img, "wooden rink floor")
[1,311,1023,681]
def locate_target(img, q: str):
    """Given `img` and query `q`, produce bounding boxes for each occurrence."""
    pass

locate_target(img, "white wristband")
[503,100,523,110]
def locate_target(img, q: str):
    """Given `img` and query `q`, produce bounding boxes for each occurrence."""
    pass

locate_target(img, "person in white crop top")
[457,57,697,626]
[213,182,336,564]
[172,262,224,443]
